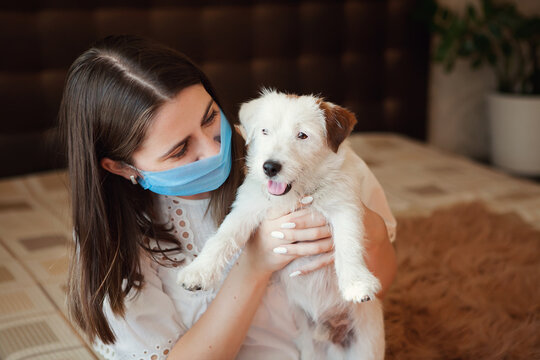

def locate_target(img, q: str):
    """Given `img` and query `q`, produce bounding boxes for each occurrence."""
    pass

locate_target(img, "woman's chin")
[177,192,211,200]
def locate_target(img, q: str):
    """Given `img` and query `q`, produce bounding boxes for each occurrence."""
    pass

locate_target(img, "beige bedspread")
[0,133,539,359]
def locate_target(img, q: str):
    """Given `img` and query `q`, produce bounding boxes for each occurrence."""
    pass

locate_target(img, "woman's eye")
[262,128,269,135]
[171,141,188,159]
[297,132,308,139]
[203,110,218,127]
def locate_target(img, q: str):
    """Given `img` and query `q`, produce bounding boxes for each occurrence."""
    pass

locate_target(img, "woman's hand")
[298,202,396,298]
[242,203,334,279]
[285,203,396,286]
[242,200,397,299]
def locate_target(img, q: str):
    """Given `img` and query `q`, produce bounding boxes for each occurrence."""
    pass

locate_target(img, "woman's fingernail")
[273,247,288,254]
[289,271,302,277]
[280,222,296,229]
[271,231,285,239]
[301,196,313,205]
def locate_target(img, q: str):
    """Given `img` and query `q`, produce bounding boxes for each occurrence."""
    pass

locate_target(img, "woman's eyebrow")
[159,99,214,160]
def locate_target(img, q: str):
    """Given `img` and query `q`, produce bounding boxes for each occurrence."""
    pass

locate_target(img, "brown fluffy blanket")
[384,202,540,359]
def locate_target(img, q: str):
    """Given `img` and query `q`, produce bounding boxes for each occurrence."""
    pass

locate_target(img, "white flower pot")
[488,93,540,176]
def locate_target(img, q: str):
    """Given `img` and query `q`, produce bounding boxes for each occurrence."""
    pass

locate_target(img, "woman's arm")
[167,203,395,358]
[361,203,397,299]
[168,207,334,359]
[168,251,272,359]
[286,204,397,299]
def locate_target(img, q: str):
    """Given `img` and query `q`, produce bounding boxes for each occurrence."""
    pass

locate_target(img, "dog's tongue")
[268,180,287,195]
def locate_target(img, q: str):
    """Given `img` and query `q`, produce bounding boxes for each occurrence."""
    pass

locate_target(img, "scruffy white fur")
[177,89,385,359]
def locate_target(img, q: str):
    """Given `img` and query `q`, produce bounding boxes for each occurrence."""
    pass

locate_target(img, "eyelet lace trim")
[94,339,173,360]
[94,340,115,360]
[162,195,281,286]
[165,196,199,255]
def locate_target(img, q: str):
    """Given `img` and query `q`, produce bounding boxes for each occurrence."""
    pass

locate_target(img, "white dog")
[177,89,385,359]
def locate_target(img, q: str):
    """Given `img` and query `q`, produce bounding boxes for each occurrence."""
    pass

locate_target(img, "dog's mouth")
[267,180,292,196]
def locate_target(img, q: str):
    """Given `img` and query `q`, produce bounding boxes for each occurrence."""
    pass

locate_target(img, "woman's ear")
[100,158,137,181]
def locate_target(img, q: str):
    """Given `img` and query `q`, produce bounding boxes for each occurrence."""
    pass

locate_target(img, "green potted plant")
[418,0,540,176]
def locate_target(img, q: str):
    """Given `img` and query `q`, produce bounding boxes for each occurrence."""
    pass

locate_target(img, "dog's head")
[238,88,357,196]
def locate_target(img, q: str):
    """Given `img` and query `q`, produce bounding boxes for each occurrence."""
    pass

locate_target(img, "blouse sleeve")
[359,161,397,243]
[93,253,187,360]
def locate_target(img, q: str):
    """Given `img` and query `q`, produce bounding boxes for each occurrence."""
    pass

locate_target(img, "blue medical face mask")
[129,109,233,196]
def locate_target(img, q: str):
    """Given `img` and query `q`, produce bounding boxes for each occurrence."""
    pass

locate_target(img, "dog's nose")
[263,161,281,177]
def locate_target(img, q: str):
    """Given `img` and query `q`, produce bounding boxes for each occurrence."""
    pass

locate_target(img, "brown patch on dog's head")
[286,94,299,99]
[317,100,357,153]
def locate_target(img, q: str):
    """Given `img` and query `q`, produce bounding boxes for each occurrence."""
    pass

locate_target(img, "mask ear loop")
[129,175,137,185]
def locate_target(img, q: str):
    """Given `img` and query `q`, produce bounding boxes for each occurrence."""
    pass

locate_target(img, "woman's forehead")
[156,84,212,124]
[134,84,215,159]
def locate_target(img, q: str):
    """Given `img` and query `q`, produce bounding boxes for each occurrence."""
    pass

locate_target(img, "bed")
[0,133,539,359]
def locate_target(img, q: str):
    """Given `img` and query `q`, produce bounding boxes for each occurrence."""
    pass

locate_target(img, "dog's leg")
[346,300,385,360]
[291,306,318,360]
[330,206,382,303]
[176,207,262,290]
[177,183,266,290]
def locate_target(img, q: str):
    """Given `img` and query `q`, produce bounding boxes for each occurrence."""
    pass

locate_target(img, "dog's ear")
[318,101,358,153]
[238,98,261,145]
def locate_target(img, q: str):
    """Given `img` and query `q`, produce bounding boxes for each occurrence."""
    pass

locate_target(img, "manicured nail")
[273,247,287,254]
[271,231,285,239]
[280,222,296,229]
[301,196,313,205]
[289,270,302,277]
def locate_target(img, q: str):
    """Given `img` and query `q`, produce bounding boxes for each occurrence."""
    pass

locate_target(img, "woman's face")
[131,84,223,198]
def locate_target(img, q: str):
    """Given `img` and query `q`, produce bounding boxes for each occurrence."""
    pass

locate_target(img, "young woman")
[60,35,397,360]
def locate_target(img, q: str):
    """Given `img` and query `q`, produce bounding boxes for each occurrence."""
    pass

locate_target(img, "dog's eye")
[297,132,308,140]
[262,129,269,135]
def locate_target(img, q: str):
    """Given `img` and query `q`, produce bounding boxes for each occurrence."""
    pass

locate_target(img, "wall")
[428,0,540,161]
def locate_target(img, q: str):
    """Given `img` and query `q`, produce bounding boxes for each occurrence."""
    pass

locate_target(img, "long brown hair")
[59,35,245,345]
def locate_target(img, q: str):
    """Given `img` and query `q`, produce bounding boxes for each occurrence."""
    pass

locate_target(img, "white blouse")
[92,169,396,360]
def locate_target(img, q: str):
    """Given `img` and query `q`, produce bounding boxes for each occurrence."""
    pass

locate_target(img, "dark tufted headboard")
[0,0,429,178]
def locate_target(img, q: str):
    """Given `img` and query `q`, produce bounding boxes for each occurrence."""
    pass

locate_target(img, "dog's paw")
[341,275,382,303]
[176,260,219,291]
